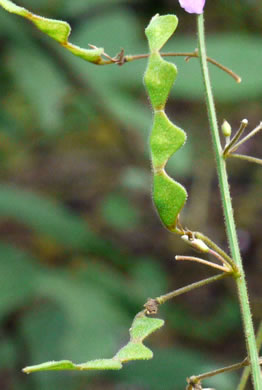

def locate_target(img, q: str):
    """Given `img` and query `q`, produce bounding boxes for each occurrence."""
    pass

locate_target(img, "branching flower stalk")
[228,121,262,154]
[197,13,262,389]
[223,120,262,166]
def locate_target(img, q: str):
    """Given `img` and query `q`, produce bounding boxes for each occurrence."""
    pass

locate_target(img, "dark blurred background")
[0,0,262,389]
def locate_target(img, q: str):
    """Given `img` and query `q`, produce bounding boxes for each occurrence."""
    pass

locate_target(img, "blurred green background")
[0,0,262,389]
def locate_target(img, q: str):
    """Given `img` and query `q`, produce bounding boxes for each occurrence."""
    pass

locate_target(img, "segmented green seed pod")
[144,14,187,233]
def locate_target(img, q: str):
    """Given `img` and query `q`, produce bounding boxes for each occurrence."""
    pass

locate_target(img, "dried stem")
[176,255,229,272]
[118,51,241,82]
[208,248,232,271]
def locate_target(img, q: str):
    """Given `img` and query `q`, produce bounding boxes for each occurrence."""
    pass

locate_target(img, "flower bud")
[181,235,209,253]
[221,120,232,137]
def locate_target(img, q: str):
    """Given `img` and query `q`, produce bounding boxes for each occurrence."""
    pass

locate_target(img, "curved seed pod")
[144,14,187,232]
[23,314,164,373]
[0,0,104,64]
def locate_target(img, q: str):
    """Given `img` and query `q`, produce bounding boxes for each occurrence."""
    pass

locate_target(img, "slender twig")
[208,249,232,271]
[238,322,262,390]
[202,54,242,83]
[123,51,241,82]
[156,273,229,305]
[189,357,262,384]
[229,154,262,166]
[176,255,229,272]
[197,13,262,389]
[223,119,248,156]
[229,122,262,153]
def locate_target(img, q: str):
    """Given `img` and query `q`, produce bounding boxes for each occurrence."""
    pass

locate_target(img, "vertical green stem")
[197,13,261,390]
[238,322,262,390]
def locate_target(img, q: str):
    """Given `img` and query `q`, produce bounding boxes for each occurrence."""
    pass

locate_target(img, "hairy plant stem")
[238,322,262,390]
[197,13,261,390]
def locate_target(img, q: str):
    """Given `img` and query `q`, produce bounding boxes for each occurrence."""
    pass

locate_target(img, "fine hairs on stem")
[197,13,262,389]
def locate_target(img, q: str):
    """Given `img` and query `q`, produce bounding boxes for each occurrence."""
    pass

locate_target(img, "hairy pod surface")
[144,14,187,232]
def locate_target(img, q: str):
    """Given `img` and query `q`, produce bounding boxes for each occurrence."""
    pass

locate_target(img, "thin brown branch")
[189,355,262,387]
[176,255,229,272]
[124,50,241,82]
[208,248,232,271]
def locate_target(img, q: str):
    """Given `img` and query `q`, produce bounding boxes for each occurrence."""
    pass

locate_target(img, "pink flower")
[178,0,206,14]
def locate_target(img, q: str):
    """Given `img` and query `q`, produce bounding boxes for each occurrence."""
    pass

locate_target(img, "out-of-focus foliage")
[0,0,261,389]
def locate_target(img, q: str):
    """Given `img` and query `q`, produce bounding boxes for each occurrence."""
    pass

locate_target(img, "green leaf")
[0,0,104,64]
[23,312,164,373]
